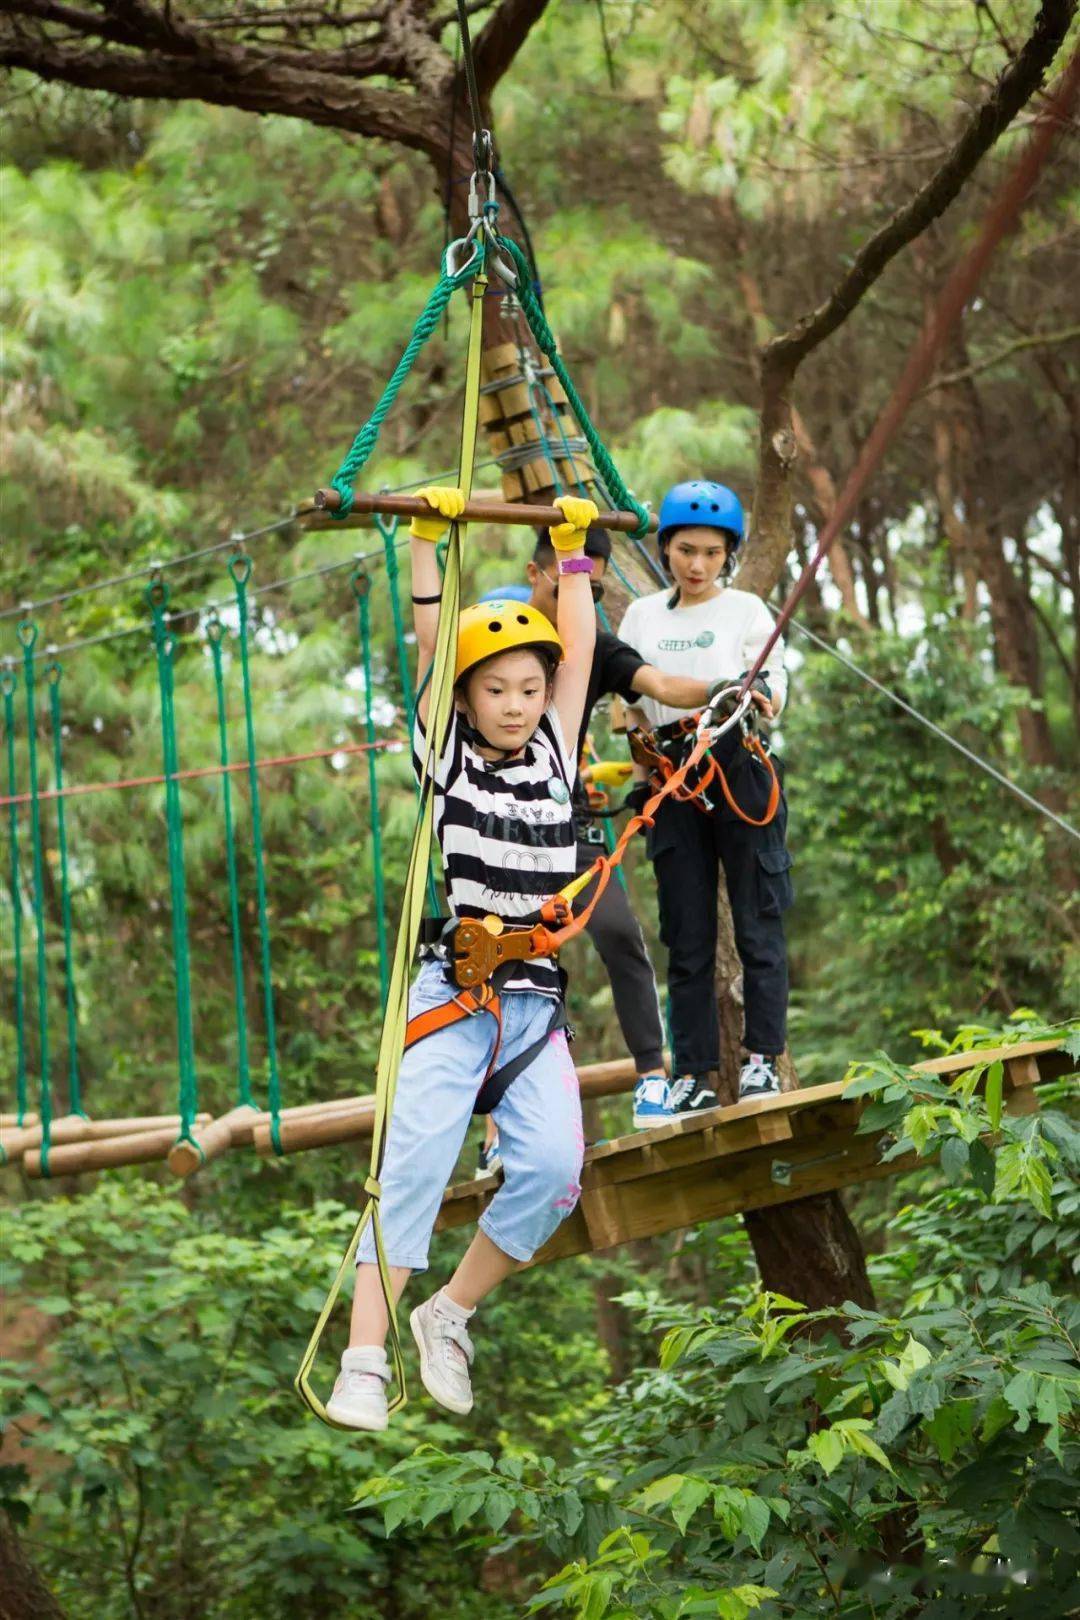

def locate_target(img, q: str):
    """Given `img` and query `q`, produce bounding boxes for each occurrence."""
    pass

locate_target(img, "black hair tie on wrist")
[411,592,443,604]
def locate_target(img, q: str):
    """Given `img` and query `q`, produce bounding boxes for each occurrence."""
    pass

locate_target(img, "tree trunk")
[0,1511,65,1620]
[713,907,876,1315]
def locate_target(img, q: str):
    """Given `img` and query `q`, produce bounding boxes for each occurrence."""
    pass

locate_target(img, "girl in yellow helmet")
[327,487,598,1432]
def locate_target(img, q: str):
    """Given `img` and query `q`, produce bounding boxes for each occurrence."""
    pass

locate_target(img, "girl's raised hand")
[410,486,466,541]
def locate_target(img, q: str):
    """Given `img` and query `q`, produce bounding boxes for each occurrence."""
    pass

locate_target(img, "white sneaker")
[410,1291,475,1415]
[738,1054,781,1100]
[325,1345,390,1431]
[632,1073,672,1130]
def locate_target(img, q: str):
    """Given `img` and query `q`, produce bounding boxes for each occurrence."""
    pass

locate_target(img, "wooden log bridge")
[436,1039,1069,1265]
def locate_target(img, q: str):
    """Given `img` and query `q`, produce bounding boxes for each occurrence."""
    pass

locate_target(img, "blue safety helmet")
[479,583,532,604]
[657,481,745,565]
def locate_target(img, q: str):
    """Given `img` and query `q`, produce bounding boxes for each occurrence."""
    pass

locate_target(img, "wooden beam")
[433,1039,1064,1260]
[307,488,657,534]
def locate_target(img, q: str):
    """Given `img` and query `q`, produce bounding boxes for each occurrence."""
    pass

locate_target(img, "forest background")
[1,1,1078,1617]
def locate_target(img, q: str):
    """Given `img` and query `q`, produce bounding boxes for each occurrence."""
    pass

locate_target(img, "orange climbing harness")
[442,688,774,994]
[626,710,781,829]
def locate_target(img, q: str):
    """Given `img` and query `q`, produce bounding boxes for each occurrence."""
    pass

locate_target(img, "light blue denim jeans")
[356,958,584,1271]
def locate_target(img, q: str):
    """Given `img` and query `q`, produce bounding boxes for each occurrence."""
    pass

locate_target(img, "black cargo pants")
[646,736,793,1073]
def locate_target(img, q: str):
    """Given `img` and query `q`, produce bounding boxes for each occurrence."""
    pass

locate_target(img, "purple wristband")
[557,556,594,576]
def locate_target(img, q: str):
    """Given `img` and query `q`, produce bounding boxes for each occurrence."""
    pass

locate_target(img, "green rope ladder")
[206,611,255,1112]
[146,582,201,1154]
[228,554,283,1154]
[17,623,53,1173]
[1,665,28,1128]
[46,662,87,1120]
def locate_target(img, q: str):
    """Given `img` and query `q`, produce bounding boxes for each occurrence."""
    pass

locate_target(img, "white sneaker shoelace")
[739,1057,779,1095]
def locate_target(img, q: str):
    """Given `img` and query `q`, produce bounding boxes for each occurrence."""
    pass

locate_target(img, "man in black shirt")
[525,525,712,1129]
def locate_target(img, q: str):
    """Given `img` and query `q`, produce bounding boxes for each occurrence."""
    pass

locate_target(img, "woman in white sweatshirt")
[619,480,793,1112]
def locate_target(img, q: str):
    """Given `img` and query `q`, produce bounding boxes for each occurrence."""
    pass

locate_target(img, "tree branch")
[921,322,1080,391]
[762,0,1077,381]
[471,0,548,92]
[0,22,440,152]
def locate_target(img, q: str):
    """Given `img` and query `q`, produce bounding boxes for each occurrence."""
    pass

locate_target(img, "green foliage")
[0,1181,512,1619]
[2,5,1079,1614]
[348,1086,1080,1618]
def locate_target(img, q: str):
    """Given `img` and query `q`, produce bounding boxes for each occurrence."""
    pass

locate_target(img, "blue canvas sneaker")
[632,1073,673,1130]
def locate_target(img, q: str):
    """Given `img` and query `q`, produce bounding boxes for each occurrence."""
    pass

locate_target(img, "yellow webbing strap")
[295,263,488,1427]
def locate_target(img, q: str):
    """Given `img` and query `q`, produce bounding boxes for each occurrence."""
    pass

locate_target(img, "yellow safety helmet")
[455,600,564,683]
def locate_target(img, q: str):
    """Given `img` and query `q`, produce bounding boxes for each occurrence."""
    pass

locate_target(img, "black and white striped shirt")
[412,707,577,995]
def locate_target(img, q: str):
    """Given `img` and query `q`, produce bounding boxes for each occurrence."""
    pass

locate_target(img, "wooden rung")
[480,341,518,377]
[0,1112,37,1130]
[169,1095,368,1175]
[487,381,530,418]
[1,1112,197,1165]
[477,391,503,425]
[167,1104,263,1177]
[23,1115,212,1179]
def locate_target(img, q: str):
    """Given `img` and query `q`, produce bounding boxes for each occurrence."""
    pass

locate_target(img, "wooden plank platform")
[434,1039,1071,1265]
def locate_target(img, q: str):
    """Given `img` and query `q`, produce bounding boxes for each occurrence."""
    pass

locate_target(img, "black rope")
[455,0,491,172]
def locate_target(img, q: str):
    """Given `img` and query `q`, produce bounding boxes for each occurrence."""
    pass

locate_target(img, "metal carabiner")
[445,221,485,280]
[696,684,753,744]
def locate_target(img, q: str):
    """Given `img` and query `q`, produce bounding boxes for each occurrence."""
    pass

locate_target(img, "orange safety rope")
[0,736,401,809]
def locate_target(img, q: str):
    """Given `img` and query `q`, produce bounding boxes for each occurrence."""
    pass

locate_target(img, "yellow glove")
[549,494,599,553]
[587,759,634,789]
[410,485,466,543]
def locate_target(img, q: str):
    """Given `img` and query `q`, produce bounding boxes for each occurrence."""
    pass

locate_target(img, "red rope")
[739,43,1080,700]
[0,737,403,809]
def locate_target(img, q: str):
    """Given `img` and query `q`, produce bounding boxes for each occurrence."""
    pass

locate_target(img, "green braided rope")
[1,668,28,1126]
[495,234,650,539]
[372,514,441,917]
[373,513,412,711]
[352,572,390,1007]
[147,588,200,1148]
[46,665,87,1119]
[327,248,482,519]
[17,624,52,1172]
[228,556,283,1153]
[207,614,254,1109]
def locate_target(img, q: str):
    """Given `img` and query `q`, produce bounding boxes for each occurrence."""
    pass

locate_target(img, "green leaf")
[739,1493,770,1552]
[985,1060,1004,1131]
[483,1486,515,1533]
[940,1135,969,1185]
[807,1428,844,1476]
[671,1477,713,1533]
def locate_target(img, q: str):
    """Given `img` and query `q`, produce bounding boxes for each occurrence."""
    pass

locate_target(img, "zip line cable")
[781,616,1080,843]
[0,459,504,629]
